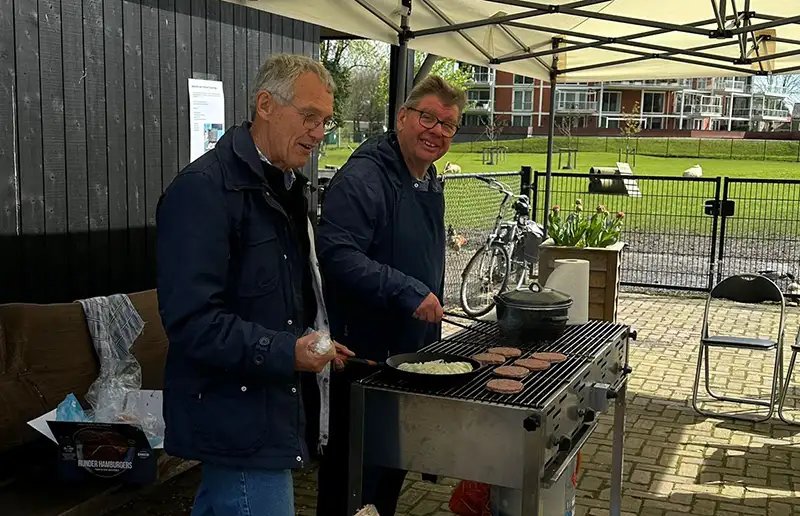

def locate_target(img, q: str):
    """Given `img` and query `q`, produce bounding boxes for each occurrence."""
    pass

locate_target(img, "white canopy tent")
[236,0,800,81]
[231,0,800,228]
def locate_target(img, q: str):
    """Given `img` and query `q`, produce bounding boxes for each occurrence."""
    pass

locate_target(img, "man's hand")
[294,332,336,373]
[333,342,355,371]
[413,293,443,323]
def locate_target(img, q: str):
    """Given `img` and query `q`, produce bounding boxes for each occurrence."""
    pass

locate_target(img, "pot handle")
[528,282,543,293]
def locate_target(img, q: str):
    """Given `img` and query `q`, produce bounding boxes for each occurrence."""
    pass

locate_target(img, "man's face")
[396,94,460,165]
[255,72,334,170]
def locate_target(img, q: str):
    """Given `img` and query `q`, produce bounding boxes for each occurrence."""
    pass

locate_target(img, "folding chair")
[778,333,800,425]
[692,273,785,422]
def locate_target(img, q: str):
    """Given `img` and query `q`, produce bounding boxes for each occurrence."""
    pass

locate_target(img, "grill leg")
[521,423,544,516]
[347,384,366,515]
[610,381,626,516]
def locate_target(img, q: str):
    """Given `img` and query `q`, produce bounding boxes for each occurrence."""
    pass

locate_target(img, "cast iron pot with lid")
[494,282,573,344]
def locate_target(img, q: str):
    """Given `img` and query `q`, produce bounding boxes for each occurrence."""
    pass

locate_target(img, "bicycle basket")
[521,221,544,262]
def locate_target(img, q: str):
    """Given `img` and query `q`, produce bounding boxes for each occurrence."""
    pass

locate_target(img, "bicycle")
[458,175,543,318]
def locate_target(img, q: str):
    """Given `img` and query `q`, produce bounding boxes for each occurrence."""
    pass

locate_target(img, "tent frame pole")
[542,38,559,237]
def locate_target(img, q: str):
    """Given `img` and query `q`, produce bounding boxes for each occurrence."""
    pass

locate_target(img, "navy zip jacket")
[316,132,445,361]
[156,122,312,470]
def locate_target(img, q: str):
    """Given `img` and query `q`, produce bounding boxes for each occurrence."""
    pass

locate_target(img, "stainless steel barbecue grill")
[347,320,634,516]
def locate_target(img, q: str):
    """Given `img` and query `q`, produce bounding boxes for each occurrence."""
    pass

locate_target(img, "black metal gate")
[532,171,722,292]
[715,178,800,292]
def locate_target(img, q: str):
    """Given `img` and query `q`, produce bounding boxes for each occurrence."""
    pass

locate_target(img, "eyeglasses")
[273,92,337,133]
[407,107,459,137]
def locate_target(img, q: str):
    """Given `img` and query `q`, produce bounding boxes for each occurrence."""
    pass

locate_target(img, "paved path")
[108,292,800,515]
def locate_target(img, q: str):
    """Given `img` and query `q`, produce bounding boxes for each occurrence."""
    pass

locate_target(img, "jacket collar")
[224,121,310,192]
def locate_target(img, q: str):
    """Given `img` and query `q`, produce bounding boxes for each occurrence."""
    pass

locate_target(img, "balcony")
[753,107,791,119]
[753,84,793,97]
[731,107,751,118]
[712,78,749,93]
[556,100,598,112]
[465,101,491,112]
[675,103,723,117]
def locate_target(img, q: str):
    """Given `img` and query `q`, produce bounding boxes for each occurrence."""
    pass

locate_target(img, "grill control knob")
[558,436,572,452]
[584,408,596,422]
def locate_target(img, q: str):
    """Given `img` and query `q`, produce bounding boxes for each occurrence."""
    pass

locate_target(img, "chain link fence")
[441,171,524,309]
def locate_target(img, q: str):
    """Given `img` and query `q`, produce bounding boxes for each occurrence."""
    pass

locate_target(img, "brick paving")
[108,292,800,516]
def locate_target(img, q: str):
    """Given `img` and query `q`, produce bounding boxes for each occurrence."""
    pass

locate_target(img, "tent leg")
[543,68,557,236]
[388,43,414,130]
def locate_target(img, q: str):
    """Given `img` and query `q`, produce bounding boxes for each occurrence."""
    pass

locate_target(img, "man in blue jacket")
[316,75,467,515]
[156,53,351,516]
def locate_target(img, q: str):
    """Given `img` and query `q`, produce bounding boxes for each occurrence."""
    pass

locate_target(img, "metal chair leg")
[778,349,799,426]
[692,343,779,422]
[691,343,706,415]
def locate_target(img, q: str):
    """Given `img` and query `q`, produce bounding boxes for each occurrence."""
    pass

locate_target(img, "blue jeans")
[190,464,294,516]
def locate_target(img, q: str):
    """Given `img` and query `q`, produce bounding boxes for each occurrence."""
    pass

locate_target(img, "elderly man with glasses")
[155,53,353,516]
[315,74,467,516]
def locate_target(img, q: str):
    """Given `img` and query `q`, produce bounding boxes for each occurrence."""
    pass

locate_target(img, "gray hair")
[250,53,335,115]
[402,74,467,114]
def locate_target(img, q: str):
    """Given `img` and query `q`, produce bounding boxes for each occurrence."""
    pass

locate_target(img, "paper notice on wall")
[188,79,225,162]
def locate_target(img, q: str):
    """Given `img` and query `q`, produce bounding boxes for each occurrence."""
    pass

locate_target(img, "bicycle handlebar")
[476,175,520,198]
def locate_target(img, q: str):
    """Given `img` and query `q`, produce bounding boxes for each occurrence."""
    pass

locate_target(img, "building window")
[649,117,664,130]
[471,66,490,83]
[602,92,621,113]
[513,89,533,111]
[642,92,665,113]
[467,89,491,110]
[512,115,532,127]
[514,74,534,85]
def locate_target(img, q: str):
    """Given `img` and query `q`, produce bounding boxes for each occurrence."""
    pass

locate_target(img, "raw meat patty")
[486,378,524,394]
[472,352,506,365]
[531,352,567,363]
[514,358,551,371]
[487,346,522,358]
[494,365,530,379]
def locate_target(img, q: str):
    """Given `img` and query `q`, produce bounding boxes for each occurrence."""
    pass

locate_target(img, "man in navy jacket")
[316,75,467,515]
[156,54,351,516]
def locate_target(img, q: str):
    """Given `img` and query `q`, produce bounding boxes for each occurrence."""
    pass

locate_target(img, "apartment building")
[461,66,793,135]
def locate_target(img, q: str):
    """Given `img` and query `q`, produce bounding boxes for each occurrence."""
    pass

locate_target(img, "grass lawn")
[318,146,800,236]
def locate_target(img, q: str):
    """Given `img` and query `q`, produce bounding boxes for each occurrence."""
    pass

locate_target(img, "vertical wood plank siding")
[0,0,321,303]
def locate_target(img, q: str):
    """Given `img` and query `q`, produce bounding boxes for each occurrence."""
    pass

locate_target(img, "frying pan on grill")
[347,352,485,388]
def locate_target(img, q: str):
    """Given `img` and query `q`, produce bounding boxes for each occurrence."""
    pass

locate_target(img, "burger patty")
[486,378,524,394]
[472,352,506,365]
[514,358,551,371]
[486,346,522,358]
[493,365,530,379]
[531,352,567,363]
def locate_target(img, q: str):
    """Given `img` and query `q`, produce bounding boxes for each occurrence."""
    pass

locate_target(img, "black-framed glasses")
[407,107,459,137]
[273,92,337,133]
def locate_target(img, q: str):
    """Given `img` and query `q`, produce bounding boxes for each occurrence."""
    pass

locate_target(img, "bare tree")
[556,114,579,169]
[753,75,800,99]
[619,101,642,164]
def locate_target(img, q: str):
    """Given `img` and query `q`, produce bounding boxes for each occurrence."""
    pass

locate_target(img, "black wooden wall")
[0,0,320,304]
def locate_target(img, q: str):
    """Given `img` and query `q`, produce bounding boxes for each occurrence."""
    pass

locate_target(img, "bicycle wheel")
[459,243,511,318]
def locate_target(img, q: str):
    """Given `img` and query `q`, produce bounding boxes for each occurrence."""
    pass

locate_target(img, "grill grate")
[359,320,629,408]
[440,320,629,358]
